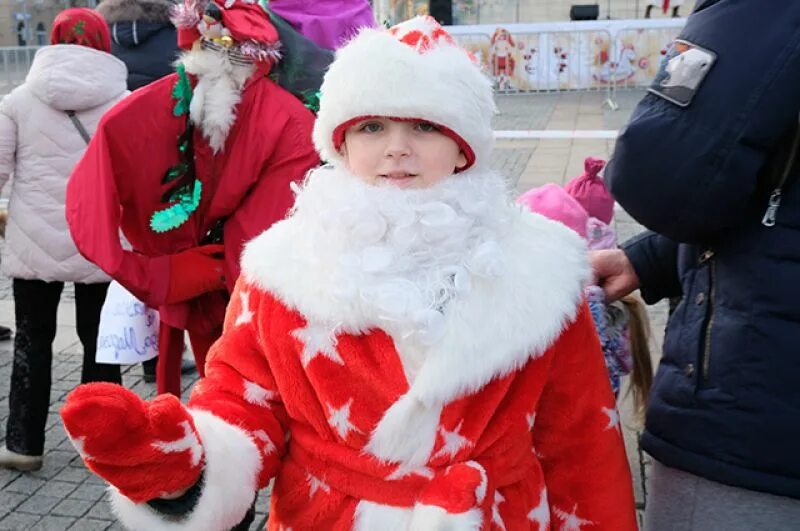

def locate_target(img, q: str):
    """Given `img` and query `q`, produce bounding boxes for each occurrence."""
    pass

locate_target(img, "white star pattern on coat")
[602,406,621,433]
[243,380,278,407]
[327,399,362,440]
[527,412,537,430]
[553,503,595,531]
[291,323,343,367]
[492,491,507,531]
[152,421,203,467]
[252,430,277,456]
[527,487,550,530]
[235,290,254,326]
[386,463,435,481]
[432,421,472,460]
[307,473,330,498]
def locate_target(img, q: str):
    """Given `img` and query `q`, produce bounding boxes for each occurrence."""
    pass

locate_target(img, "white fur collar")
[242,166,589,408]
[179,48,254,153]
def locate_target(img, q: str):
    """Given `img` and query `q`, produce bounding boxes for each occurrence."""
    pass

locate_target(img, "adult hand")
[165,244,226,304]
[589,249,640,302]
[61,383,204,503]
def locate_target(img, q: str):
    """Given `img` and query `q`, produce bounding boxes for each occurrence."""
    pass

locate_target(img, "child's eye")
[415,121,439,133]
[359,121,383,133]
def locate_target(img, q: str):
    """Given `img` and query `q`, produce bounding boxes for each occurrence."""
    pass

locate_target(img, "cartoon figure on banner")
[490,27,516,90]
[594,42,639,84]
[522,42,568,90]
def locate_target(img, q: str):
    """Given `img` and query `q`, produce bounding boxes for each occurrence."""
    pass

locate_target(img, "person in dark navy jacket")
[96,0,179,91]
[592,1,800,529]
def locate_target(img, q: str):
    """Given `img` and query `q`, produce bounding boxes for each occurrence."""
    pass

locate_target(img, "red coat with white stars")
[103,202,638,531]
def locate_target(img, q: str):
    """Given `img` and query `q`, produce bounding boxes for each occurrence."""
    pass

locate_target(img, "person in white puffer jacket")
[0,8,129,472]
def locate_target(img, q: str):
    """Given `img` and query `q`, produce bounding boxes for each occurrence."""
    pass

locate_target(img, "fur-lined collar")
[242,167,589,408]
[242,166,589,466]
[97,0,174,24]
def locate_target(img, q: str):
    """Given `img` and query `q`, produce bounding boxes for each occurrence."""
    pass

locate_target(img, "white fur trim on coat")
[108,410,261,531]
[353,501,414,531]
[410,504,483,530]
[242,191,588,409]
[242,167,589,467]
[313,19,496,169]
[353,501,483,531]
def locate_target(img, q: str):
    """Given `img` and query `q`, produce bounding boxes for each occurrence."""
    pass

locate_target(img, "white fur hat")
[312,16,496,171]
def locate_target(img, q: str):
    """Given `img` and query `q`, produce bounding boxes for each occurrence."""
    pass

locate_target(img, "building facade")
[0,0,96,47]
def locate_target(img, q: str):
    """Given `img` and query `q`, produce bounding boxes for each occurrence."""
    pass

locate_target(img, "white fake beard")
[178,47,255,153]
[288,165,516,347]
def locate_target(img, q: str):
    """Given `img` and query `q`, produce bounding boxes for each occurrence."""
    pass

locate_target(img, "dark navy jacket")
[110,21,178,91]
[97,0,179,91]
[607,0,800,499]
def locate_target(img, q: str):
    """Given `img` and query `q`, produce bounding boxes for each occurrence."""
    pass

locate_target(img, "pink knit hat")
[517,183,589,238]
[564,157,614,224]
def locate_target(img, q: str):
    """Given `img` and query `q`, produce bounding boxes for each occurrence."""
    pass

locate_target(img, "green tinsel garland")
[301,89,321,114]
[150,64,202,234]
[150,181,203,233]
[171,64,193,117]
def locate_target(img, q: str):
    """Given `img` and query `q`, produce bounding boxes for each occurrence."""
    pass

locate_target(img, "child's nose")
[384,130,412,158]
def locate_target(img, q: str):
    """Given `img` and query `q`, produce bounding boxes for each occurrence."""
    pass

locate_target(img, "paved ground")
[0,88,662,529]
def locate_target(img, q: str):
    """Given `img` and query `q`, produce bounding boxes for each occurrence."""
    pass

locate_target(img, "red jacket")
[66,71,318,332]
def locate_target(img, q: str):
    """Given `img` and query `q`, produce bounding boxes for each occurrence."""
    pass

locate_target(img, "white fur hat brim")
[313,17,496,170]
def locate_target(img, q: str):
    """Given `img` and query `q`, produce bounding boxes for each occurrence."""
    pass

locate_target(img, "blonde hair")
[620,294,653,421]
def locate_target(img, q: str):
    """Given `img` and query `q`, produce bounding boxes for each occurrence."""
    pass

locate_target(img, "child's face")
[340,118,468,189]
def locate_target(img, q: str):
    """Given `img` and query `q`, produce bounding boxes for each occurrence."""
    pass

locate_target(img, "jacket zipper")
[699,250,716,383]
[762,113,800,226]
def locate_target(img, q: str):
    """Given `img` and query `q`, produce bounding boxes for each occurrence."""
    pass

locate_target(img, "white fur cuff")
[109,410,262,531]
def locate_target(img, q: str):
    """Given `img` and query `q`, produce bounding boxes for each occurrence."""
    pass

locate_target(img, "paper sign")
[96,281,159,364]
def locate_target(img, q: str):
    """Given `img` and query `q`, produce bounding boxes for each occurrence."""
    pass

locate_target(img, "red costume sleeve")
[533,302,638,530]
[66,114,170,307]
[188,278,289,488]
[222,111,319,290]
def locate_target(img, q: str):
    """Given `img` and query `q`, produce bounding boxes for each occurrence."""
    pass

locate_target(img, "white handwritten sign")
[96,282,159,364]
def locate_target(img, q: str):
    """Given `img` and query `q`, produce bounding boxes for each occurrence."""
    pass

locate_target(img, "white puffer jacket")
[0,44,128,282]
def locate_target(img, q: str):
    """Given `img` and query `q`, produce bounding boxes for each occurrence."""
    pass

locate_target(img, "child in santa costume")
[62,16,637,531]
[65,0,320,396]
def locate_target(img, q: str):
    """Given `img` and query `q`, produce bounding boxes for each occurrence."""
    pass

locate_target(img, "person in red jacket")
[61,17,637,530]
[66,0,319,396]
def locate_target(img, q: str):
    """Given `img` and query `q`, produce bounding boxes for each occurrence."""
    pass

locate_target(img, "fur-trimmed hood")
[97,0,174,24]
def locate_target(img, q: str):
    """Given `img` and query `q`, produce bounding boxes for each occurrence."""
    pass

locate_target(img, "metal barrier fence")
[453,25,682,108]
[375,0,697,26]
[0,47,40,90]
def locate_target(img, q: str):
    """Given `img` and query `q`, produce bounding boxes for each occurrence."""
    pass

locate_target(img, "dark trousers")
[6,279,121,456]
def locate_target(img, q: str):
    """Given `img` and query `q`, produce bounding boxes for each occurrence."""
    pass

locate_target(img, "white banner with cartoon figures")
[448,19,685,92]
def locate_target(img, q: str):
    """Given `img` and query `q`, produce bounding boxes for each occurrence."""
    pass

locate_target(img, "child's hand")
[590,249,640,302]
[60,383,204,503]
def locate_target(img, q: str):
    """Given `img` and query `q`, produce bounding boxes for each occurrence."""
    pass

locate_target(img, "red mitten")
[165,244,226,304]
[61,382,204,503]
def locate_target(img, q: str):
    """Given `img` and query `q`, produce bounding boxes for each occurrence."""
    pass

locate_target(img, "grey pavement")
[0,89,660,529]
